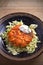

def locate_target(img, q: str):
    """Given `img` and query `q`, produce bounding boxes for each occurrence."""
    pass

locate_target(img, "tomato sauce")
[7,25,33,47]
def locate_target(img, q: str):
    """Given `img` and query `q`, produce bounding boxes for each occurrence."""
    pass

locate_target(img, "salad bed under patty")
[1,20,40,55]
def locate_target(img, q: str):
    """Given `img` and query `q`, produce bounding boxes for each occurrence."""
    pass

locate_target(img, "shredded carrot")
[7,25,33,47]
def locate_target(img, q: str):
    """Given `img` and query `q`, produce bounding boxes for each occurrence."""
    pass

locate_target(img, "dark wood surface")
[0,0,43,65]
[0,53,43,65]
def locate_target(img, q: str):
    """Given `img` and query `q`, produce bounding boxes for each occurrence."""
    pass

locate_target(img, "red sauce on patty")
[7,25,33,47]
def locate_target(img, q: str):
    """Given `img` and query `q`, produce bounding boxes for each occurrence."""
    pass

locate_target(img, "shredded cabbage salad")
[1,20,40,55]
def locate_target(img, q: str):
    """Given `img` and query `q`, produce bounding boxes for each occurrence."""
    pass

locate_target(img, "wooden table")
[0,0,43,65]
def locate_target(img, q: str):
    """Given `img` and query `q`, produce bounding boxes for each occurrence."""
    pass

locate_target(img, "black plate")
[0,12,43,61]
